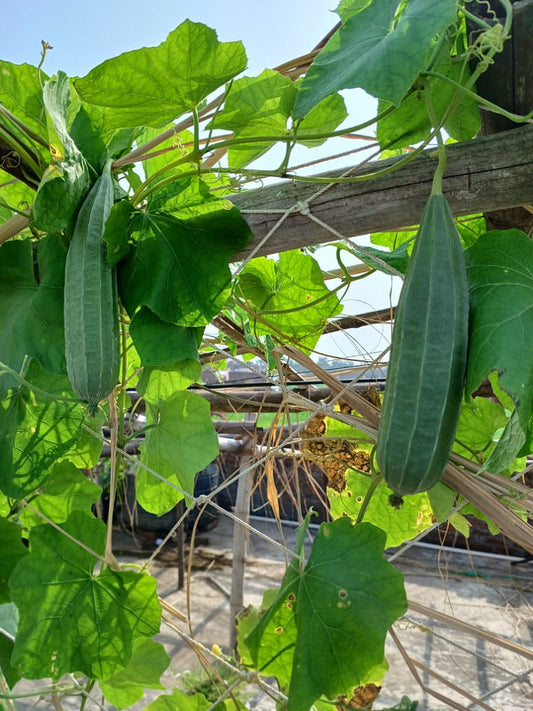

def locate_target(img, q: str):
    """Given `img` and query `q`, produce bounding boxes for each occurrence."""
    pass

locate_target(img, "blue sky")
[3,0,339,77]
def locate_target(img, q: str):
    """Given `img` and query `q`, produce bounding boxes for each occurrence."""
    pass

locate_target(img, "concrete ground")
[7,515,533,710]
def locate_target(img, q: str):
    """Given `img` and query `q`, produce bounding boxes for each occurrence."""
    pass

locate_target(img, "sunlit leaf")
[137,391,219,514]
[0,367,84,499]
[137,362,202,405]
[19,460,101,528]
[238,251,342,352]
[0,60,48,139]
[74,21,247,129]
[100,638,170,709]
[210,69,296,168]
[9,511,160,680]
[32,72,90,233]
[328,471,434,547]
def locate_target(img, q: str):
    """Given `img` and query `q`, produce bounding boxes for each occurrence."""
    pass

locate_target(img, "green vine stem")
[103,392,120,571]
[355,469,383,526]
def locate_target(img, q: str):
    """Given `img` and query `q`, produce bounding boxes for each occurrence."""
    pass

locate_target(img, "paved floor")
[7,515,533,710]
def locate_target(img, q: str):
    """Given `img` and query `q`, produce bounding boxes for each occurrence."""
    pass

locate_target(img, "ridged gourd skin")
[376,194,469,496]
[64,163,120,411]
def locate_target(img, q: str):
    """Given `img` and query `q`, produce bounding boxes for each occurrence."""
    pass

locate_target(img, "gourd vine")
[0,1,532,709]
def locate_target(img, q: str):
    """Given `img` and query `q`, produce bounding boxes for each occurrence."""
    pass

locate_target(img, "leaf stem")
[355,470,382,526]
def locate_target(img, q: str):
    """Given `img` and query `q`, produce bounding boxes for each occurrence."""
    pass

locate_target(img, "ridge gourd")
[376,193,469,496]
[64,161,120,413]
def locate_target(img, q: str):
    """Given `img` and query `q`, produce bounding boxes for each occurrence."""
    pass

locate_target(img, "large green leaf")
[328,471,434,548]
[210,70,297,168]
[246,519,406,710]
[100,638,170,709]
[9,511,160,680]
[465,230,533,470]
[19,460,101,528]
[294,0,458,117]
[0,60,47,140]
[129,306,203,366]
[0,369,84,499]
[118,205,251,327]
[0,236,67,393]
[0,519,28,604]
[74,21,247,129]
[137,391,219,514]
[137,362,202,406]
[32,72,90,233]
[238,251,342,352]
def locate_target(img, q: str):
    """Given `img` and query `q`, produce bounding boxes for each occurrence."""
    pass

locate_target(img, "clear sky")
[2,0,340,77]
[2,0,399,364]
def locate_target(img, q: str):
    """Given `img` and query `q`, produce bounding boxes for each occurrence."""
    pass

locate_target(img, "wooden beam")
[229,125,533,260]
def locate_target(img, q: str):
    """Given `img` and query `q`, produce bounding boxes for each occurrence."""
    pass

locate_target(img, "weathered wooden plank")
[229,124,533,260]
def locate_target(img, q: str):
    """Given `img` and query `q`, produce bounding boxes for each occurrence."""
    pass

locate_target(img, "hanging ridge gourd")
[376,192,469,496]
[64,160,120,414]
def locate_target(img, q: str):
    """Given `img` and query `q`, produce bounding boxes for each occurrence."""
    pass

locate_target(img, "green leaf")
[295,92,348,147]
[329,471,434,548]
[32,72,90,233]
[0,236,68,393]
[118,205,250,327]
[19,461,101,528]
[377,53,480,151]
[63,408,106,469]
[74,21,247,129]
[100,638,170,709]
[210,69,296,168]
[102,199,134,265]
[137,391,219,514]
[371,226,417,251]
[0,167,35,215]
[0,61,48,140]
[246,519,406,710]
[0,369,84,499]
[0,602,20,689]
[0,519,28,604]
[453,397,508,462]
[465,230,533,471]
[238,251,342,352]
[130,306,203,366]
[294,0,458,117]
[145,688,212,710]
[137,362,202,405]
[238,588,296,691]
[9,511,160,680]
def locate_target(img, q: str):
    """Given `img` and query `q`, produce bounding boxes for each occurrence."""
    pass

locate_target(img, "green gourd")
[376,193,469,496]
[64,161,120,413]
